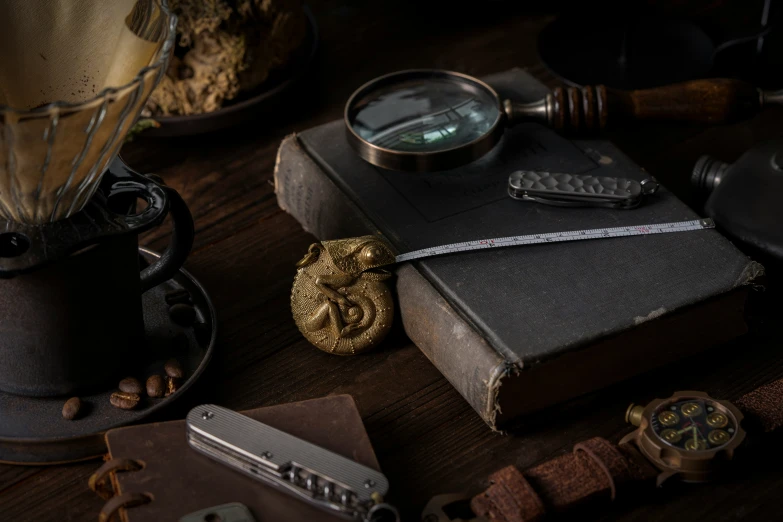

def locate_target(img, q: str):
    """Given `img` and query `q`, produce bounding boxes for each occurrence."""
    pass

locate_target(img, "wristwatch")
[422,377,783,522]
[619,390,746,486]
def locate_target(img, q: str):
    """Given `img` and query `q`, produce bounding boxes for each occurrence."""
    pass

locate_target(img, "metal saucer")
[0,248,216,464]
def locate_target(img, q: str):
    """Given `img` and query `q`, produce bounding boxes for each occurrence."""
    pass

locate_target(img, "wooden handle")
[550,79,762,133]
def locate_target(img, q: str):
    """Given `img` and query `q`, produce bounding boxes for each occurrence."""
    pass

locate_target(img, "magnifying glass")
[344,69,778,173]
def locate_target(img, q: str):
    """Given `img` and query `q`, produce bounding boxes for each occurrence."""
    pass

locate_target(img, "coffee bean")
[169,303,196,326]
[146,375,165,398]
[119,377,143,394]
[164,358,184,379]
[165,288,191,306]
[62,397,81,420]
[110,392,140,410]
[165,376,181,397]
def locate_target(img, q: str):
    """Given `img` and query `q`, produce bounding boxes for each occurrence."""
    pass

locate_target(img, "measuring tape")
[395,218,715,263]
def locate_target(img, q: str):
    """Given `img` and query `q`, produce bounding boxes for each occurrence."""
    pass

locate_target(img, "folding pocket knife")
[186,405,399,522]
[508,170,659,209]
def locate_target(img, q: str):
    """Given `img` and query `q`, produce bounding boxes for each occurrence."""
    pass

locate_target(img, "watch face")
[651,398,737,451]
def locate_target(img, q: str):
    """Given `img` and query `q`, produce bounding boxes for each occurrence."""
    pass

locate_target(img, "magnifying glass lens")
[347,75,500,154]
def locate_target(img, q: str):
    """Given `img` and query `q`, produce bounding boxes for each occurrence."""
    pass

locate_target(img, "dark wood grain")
[2,1,783,521]
[614,78,762,123]
[551,79,763,132]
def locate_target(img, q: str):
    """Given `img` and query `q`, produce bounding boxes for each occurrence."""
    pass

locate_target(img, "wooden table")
[2,2,783,520]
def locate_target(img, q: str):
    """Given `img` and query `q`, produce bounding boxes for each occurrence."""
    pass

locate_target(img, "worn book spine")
[274,134,509,426]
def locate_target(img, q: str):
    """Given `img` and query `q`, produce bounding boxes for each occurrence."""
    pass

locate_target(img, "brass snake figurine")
[291,236,396,355]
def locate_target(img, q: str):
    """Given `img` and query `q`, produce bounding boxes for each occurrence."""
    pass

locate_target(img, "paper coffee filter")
[0,0,157,108]
[0,0,174,224]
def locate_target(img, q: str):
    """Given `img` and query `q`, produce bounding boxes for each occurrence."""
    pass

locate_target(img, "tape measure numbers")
[394,218,715,263]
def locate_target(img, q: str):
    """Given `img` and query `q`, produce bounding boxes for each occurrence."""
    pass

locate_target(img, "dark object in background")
[539,14,715,89]
[539,0,781,89]
[693,140,783,276]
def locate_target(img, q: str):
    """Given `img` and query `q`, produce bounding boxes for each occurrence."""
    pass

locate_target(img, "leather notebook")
[89,395,381,522]
[274,68,761,429]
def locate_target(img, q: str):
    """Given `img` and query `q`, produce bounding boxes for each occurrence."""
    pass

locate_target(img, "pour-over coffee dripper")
[0,0,217,465]
[0,0,175,224]
[0,0,206,403]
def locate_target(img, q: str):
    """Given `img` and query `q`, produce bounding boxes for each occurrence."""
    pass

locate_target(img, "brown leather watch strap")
[471,437,657,522]
[734,376,783,433]
[470,466,546,522]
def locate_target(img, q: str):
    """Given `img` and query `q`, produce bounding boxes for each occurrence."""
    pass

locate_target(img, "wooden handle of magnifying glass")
[544,79,763,133]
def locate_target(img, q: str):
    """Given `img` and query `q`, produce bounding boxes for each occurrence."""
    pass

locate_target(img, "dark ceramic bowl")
[144,5,318,137]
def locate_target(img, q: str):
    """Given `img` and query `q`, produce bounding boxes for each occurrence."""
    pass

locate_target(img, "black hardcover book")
[275,68,761,429]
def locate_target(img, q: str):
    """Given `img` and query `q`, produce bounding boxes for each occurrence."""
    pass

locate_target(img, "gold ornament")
[681,402,702,417]
[708,429,730,446]
[706,412,728,428]
[658,411,680,427]
[660,429,682,444]
[291,236,396,355]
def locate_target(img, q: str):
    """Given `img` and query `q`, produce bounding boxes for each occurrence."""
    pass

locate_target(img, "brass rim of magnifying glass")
[344,69,507,173]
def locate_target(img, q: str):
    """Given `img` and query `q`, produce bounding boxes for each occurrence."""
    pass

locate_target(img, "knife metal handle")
[508,170,659,209]
[186,405,398,522]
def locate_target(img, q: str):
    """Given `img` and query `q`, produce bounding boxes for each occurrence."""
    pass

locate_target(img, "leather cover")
[274,68,761,429]
[97,395,380,522]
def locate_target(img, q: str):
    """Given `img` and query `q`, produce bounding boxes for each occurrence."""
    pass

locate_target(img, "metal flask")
[692,140,783,280]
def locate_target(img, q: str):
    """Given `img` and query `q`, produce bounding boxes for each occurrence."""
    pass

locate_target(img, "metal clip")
[508,170,659,209]
[180,502,257,522]
[422,494,487,522]
[186,405,399,522]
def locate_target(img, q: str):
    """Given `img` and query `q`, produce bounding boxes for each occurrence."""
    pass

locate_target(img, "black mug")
[0,158,194,397]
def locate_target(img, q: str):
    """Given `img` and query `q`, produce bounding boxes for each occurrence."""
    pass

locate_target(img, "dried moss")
[145,0,307,116]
